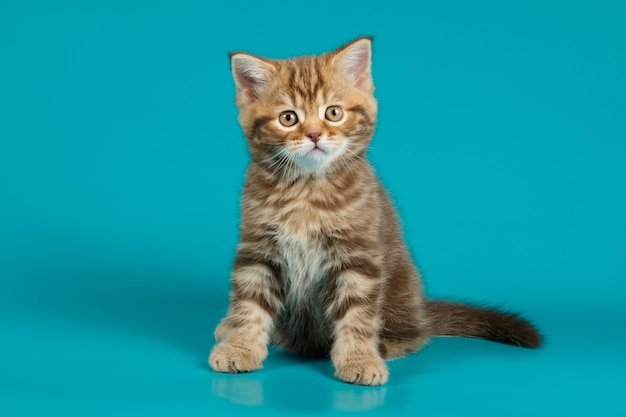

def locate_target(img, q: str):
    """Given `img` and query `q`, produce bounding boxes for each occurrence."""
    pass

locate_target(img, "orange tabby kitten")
[209,37,541,386]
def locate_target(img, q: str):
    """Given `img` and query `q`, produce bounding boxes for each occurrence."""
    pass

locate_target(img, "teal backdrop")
[1,1,625,416]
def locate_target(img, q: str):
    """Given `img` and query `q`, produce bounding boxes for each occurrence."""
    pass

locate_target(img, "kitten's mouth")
[305,146,329,161]
[308,146,326,154]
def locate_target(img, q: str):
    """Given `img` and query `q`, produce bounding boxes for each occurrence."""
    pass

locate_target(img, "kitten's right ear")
[230,53,272,104]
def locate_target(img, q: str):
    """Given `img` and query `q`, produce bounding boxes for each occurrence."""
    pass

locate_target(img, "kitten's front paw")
[209,342,266,373]
[334,357,389,386]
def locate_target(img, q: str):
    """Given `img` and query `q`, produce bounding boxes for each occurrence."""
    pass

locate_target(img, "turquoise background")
[1,1,625,415]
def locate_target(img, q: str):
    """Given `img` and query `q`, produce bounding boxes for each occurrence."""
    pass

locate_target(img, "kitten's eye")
[279,111,299,127]
[325,106,344,122]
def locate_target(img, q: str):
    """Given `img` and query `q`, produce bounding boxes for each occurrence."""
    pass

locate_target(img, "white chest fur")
[276,221,328,304]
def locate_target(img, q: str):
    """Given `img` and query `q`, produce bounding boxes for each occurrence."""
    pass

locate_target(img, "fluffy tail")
[426,300,542,348]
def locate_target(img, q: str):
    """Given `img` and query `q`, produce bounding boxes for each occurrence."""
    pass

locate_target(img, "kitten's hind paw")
[209,343,266,373]
[334,357,389,386]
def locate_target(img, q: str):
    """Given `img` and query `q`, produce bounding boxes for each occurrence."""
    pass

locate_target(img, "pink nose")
[306,131,322,143]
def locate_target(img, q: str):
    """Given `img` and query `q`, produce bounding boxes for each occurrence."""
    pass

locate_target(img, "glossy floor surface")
[2,1,625,416]
[2,267,625,416]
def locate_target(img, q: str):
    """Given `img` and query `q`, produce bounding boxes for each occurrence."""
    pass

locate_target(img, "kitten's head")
[230,37,377,178]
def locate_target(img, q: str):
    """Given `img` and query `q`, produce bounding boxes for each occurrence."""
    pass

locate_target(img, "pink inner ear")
[340,42,371,87]
[244,89,256,101]
[236,71,260,94]
[237,72,261,100]
[231,54,269,102]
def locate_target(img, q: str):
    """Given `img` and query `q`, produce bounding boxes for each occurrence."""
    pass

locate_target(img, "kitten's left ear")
[332,37,374,91]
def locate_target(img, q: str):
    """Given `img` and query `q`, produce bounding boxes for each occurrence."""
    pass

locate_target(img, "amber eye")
[325,106,344,122]
[279,111,299,127]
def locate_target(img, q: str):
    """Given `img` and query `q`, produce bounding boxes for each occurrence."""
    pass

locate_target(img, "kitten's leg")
[209,263,282,373]
[327,269,388,386]
[213,316,233,342]
[380,337,428,359]
[379,297,430,359]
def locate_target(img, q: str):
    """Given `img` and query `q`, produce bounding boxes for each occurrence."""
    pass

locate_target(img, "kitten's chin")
[297,154,331,171]
[288,150,333,176]
[286,140,349,176]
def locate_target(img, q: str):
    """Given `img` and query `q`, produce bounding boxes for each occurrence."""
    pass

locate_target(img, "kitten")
[208,37,541,386]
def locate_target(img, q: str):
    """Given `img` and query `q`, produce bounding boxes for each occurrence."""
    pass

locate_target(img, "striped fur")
[209,37,541,386]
